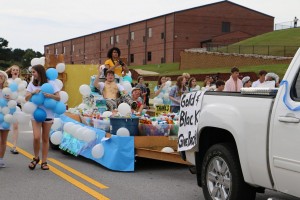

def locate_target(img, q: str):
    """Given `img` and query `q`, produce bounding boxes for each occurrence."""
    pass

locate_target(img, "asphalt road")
[1,122,300,200]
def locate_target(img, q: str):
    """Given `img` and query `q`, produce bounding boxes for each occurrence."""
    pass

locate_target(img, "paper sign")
[155,104,170,116]
[178,91,204,151]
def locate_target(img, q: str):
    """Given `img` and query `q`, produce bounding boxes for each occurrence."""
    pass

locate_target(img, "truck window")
[291,68,300,101]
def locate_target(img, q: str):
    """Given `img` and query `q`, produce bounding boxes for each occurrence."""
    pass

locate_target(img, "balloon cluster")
[23,68,67,122]
[6,78,28,105]
[0,100,17,129]
[153,80,172,107]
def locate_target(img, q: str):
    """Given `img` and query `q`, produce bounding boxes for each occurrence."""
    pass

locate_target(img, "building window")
[55,48,58,55]
[116,35,119,43]
[222,22,231,32]
[130,32,135,40]
[161,57,165,63]
[46,49,49,54]
[110,36,114,45]
[161,32,165,39]
[63,46,66,54]
[130,54,134,63]
[147,52,152,61]
[148,28,152,38]
[72,45,75,52]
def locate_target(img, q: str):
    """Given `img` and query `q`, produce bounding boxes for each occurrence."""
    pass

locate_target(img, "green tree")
[0,37,12,61]
[12,48,25,62]
[22,49,37,67]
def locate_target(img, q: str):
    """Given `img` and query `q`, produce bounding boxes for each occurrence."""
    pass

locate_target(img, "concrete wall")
[179,51,292,70]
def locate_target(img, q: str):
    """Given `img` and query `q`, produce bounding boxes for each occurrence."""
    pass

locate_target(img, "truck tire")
[201,143,256,200]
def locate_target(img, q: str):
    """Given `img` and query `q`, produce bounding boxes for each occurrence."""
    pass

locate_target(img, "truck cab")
[181,49,300,200]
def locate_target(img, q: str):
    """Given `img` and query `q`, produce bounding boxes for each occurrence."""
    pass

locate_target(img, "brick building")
[44,0,274,66]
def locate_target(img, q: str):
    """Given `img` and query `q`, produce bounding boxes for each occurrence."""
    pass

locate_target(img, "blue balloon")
[123,75,132,83]
[10,107,16,114]
[9,82,18,92]
[0,113,4,123]
[33,108,47,122]
[2,121,10,130]
[31,93,45,105]
[0,98,7,107]
[43,98,57,109]
[54,101,66,115]
[46,68,58,80]
[41,83,54,94]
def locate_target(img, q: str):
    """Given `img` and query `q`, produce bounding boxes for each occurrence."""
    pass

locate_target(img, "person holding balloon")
[25,65,61,170]
[0,70,13,168]
[5,65,21,154]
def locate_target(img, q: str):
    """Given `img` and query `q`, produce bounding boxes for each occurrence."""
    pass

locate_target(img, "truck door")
[270,55,300,197]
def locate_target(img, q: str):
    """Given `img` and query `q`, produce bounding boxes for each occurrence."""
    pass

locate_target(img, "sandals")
[28,157,40,170]
[41,162,49,170]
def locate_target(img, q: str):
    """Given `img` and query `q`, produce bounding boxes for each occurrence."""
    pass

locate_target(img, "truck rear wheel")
[201,143,256,200]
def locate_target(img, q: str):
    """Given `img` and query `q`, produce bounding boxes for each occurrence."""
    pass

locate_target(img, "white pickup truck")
[179,49,300,200]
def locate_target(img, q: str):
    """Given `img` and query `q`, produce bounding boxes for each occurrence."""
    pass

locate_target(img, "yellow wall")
[64,64,98,108]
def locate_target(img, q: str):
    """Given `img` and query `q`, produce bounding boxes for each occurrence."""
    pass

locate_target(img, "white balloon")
[4,114,14,123]
[18,83,26,91]
[70,124,82,136]
[116,127,130,136]
[13,111,28,124]
[23,102,37,114]
[79,84,91,96]
[126,71,132,77]
[31,58,40,66]
[17,96,26,104]
[55,79,63,90]
[121,81,132,94]
[59,91,69,103]
[161,147,174,153]
[83,129,96,143]
[13,78,22,84]
[74,127,86,139]
[117,103,131,116]
[2,88,12,97]
[39,57,45,66]
[78,103,89,110]
[91,143,104,159]
[50,131,63,145]
[165,81,172,87]
[102,111,112,118]
[52,118,62,130]
[2,107,10,115]
[10,92,18,100]
[21,80,28,87]
[7,100,17,108]
[63,122,75,133]
[56,63,66,73]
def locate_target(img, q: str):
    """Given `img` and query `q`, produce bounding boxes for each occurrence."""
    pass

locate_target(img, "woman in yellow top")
[104,47,129,79]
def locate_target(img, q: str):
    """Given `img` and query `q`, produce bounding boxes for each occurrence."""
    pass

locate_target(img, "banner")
[178,91,204,151]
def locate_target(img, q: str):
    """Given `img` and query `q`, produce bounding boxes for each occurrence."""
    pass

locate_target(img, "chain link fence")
[206,44,299,57]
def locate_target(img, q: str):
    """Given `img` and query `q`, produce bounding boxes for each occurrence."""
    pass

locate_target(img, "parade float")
[22,56,189,172]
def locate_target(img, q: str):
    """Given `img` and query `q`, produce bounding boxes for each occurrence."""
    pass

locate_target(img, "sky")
[1,0,299,53]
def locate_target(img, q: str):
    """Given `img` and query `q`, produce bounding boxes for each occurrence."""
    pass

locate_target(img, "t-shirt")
[104,59,123,77]
[26,80,60,119]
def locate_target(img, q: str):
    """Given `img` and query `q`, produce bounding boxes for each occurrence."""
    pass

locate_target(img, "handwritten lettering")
[178,131,197,148]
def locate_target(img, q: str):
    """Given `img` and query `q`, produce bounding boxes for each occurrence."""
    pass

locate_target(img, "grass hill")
[129,28,300,79]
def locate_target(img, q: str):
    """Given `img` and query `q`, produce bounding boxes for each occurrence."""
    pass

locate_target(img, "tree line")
[0,37,43,70]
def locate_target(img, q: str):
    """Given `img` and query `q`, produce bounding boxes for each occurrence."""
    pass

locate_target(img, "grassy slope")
[129,28,300,79]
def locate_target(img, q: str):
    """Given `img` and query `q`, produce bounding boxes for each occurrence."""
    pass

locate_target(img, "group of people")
[0,64,60,170]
